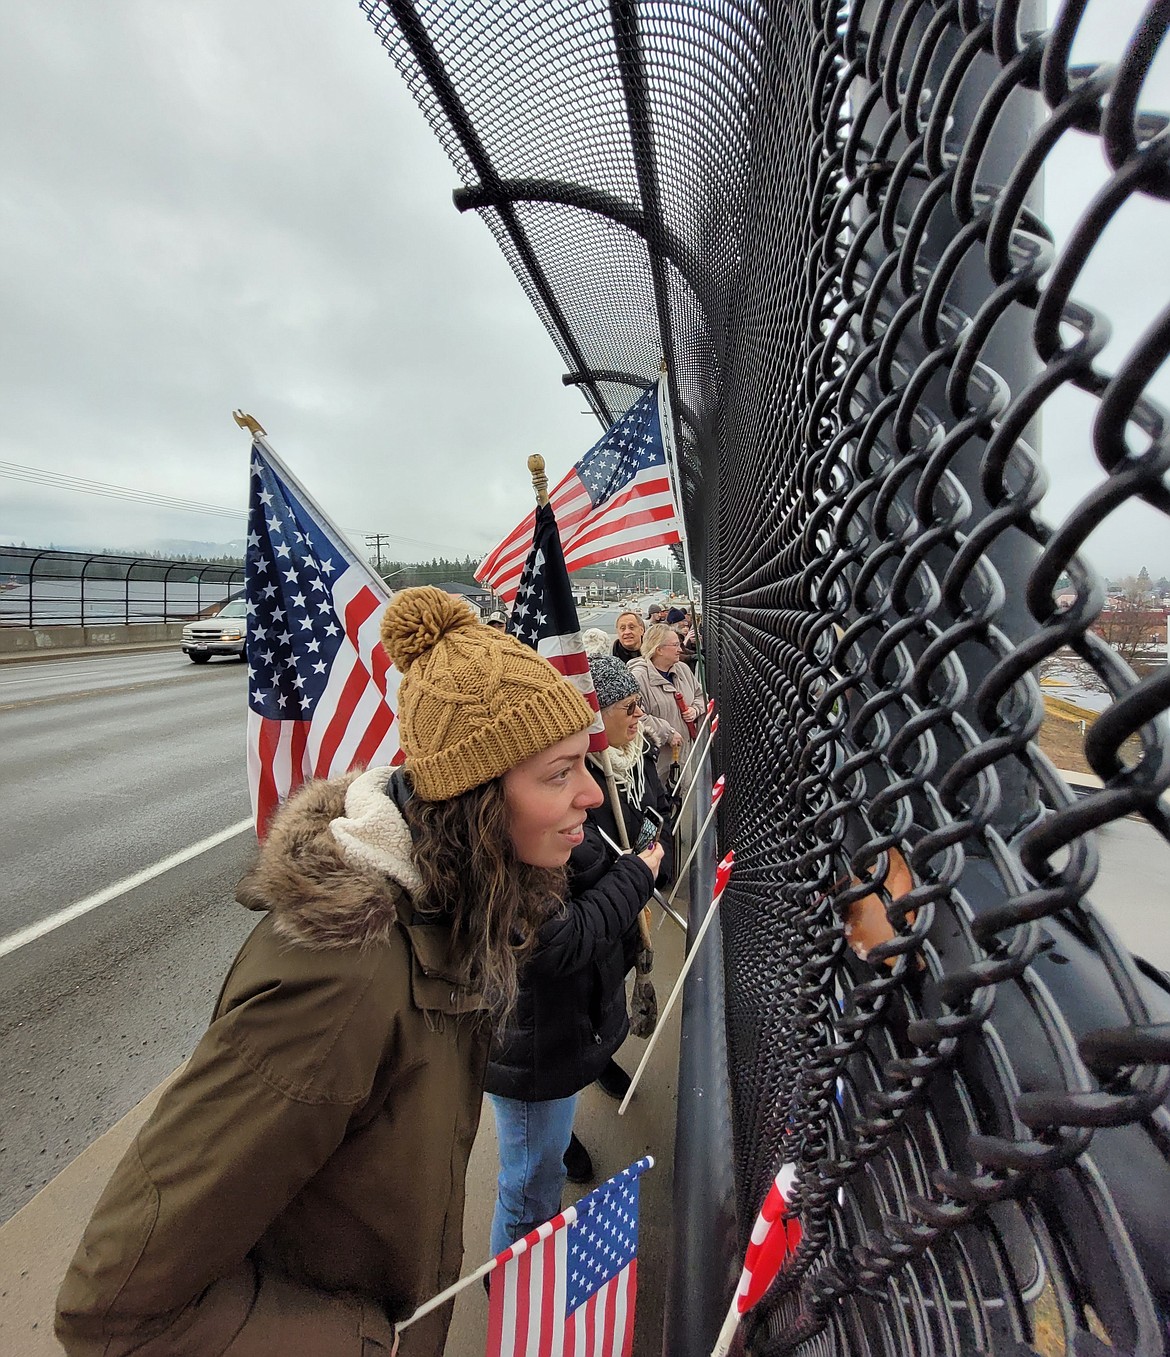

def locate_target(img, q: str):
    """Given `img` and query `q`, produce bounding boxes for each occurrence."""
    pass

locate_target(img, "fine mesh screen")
[363,1,1170,1352]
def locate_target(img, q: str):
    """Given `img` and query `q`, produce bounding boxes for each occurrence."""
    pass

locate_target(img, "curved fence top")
[362,2,1170,1353]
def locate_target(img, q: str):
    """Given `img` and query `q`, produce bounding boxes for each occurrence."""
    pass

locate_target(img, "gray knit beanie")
[587,652,640,710]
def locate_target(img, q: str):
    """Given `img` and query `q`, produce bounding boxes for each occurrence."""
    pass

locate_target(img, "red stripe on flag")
[514,1246,532,1355]
[370,640,391,695]
[537,1226,557,1357]
[351,701,395,771]
[568,497,678,555]
[621,1259,638,1357]
[254,718,283,840]
[289,718,310,790]
[563,526,682,574]
[486,1267,505,1356]
[343,584,382,637]
[314,663,371,775]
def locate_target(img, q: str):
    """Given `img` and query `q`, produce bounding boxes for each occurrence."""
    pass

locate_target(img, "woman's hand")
[669,731,683,749]
[638,841,665,876]
[682,706,698,723]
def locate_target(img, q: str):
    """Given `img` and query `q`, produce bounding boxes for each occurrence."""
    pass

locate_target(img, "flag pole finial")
[233,410,266,436]
[527,454,549,507]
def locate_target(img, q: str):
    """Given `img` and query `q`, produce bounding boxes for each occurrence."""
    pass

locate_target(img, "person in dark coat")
[611,609,645,663]
[55,589,602,1357]
[483,818,661,1252]
[579,652,676,1104]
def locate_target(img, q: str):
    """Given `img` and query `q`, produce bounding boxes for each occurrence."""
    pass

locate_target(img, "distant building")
[436,581,495,617]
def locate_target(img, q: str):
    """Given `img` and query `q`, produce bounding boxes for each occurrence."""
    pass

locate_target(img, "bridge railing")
[0,547,243,628]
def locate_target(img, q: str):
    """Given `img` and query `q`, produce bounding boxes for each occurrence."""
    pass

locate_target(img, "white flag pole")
[618,852,734,1115]
[656,363,698,604]
[710,1299,742,1357]
[667,778,725,907]
[675,717,720,824]
[395,1206,580,1331]
[233,412,391,601]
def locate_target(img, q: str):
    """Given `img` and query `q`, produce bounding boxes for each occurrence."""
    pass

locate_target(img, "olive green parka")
[55,767,490,1357]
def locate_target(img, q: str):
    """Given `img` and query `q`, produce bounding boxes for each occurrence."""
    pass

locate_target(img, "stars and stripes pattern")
[508,501,606,752]
[245,438,401,836]
[486,1157,652,1357]
[477,383,682,602]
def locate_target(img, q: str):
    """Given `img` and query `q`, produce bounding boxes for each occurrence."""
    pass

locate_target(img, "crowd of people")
[55,589,704,1357]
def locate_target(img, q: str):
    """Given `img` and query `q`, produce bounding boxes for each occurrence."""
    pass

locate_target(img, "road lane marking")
[0,818,254,960]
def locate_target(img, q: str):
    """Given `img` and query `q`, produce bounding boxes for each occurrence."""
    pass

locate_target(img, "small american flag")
[244,437,401,836]
[508,500,606,752]
[710,1162,802,1357]
[477,382,682,601]
[486,1157,653,1357]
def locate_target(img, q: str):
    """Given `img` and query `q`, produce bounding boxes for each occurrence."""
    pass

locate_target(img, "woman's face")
[601,693,643,749]
[616,612,644,648]
[653,632,683,669]
[502,730,603,867]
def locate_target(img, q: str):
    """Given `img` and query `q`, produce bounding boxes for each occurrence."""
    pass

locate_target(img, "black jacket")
[584,754,675,888]
[612,639,641,663]
[483,837,653,1101]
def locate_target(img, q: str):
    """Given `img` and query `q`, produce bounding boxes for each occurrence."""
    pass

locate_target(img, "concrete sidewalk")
[0,914,688,1356]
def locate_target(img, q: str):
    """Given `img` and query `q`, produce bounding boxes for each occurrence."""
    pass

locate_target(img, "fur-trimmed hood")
[236,766,423,949]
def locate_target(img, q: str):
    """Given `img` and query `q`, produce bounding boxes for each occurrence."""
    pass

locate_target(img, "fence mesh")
[362,1,1170,1352]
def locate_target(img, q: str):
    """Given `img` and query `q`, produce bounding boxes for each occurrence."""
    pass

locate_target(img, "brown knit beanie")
[379,587,594,801]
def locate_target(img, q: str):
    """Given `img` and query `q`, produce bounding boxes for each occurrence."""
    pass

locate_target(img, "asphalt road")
[0,649,258,1221]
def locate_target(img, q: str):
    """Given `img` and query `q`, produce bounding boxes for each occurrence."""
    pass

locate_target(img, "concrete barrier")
[0,624,184,658]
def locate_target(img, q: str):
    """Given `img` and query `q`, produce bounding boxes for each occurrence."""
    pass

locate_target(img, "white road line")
[0,818,254,961]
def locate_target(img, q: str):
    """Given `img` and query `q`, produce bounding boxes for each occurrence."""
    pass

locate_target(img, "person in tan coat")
[627,622,705,781]
[55,588,603,1357]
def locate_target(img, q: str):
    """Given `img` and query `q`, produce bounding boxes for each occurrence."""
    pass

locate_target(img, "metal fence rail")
[0,547,244,627]
[362,1,1170,1352]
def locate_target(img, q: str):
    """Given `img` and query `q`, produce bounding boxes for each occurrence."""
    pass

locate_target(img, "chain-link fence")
[362,0,1170,1352]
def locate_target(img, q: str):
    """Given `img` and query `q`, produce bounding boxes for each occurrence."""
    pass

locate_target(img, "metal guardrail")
[361,1,1170,1353]
[0,547,243,627]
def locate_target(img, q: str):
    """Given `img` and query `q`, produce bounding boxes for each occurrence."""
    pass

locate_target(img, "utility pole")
[364,533,392,574]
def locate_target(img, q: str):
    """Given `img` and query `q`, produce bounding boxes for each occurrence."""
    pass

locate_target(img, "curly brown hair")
[404,778,564,1016]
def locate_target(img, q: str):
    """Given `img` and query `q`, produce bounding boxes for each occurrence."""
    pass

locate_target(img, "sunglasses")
[620,699,643,716]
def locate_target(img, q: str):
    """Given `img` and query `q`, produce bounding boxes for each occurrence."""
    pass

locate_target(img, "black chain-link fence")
[362,0,1170,1352]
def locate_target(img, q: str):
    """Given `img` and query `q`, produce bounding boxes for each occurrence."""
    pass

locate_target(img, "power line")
[0,460,244,520]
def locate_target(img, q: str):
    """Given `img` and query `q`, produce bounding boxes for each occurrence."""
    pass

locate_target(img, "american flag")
[486,1157,652,1357]
[711,1162,802,1357]
[244,437,401,837]
[477,382,682,601]
[508,500,606,752]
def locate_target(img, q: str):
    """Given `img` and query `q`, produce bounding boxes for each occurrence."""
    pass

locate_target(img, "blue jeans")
[487,1093,578,1256]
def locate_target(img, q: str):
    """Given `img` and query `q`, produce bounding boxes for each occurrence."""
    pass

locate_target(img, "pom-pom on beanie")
[380,587,593,801]
[587,653,640,709]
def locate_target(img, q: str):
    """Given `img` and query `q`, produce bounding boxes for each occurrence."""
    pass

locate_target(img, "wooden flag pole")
[709,1298,743,1357]
[618,852,734,1116]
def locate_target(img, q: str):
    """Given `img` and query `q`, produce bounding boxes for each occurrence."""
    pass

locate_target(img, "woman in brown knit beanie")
[57,587,602,1357]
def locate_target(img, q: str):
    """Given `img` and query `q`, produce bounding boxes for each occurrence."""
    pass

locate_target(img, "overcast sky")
[0,0,1166,579]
